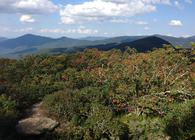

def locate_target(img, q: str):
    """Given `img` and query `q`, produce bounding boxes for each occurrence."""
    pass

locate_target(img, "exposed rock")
[16,117,59,135]
[16,102,59,135]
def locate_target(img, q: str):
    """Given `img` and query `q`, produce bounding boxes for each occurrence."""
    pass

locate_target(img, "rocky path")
[24,102,46,118]
[16,102,59,135]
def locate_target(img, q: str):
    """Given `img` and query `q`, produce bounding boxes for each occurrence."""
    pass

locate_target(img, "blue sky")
[0,0,194,38]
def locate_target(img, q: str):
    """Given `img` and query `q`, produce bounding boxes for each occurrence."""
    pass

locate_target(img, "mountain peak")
[18,34,52,39]
[0,34,54,49]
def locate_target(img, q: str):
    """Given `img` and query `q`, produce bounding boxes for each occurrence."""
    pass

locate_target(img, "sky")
[0,0,195,38]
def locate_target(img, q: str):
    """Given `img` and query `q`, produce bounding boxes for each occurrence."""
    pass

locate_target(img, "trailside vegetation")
[0,46,194,140]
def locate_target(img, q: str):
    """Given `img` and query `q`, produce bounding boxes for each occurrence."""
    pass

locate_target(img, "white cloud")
[169,20,183,26]
[40,26,99,35]
[110,18,129,23]
[0,0,58,14]
[182,34,191,38]
[20,15,35,23]
[136,21,148,25]
[60,16,76,24]
[40,28,66,34]
[60,0,171,24]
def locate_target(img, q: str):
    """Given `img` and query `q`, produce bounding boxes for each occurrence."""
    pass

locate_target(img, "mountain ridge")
[0,34,54,49]
[83,36,172,52]
[0,34,194,58]
[0,37,8,42]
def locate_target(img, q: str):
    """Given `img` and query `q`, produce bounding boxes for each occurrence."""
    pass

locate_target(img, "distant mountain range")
[0,34,194,58]
[82,36,171,52]
[155,35,195,48]
[0,37,7,42]
[80,36,109,41]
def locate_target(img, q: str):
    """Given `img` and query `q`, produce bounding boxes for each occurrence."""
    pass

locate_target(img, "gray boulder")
[16,117,59,135]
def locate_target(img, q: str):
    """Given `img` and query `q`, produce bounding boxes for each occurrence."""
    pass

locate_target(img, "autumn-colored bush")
[0,47,194,139]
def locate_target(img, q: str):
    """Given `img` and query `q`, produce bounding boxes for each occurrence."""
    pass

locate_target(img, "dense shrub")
[0,47,194,139]
[43,87,110,123]
[42,48,194,139]
[84,103,128,139]
[0,95,18,140]
[120,113,169,140]
[164,99,195,140]
[0,95,17,120]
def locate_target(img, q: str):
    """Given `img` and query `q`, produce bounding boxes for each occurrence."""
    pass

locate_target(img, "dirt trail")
[17,102,59,136]
[24,102,46,118]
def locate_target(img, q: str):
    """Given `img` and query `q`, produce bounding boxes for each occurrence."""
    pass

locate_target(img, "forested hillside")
[0,46,194,140]
[1,34,195,58]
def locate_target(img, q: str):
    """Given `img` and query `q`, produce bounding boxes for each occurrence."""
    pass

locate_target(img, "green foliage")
[120,113,169,140]
[43,87,109,123]
[42,47,194,139]
[190,42,195,58]
[84,104,128,139]
[164,99,195,140]
[175,45,183,49]
[0,47,194,139]
[0,95,17,119]
[190,42,195,48]
[43,89,77,121]
[0,95,18,140]
[0,55,66,108]
[47,123,84,140]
